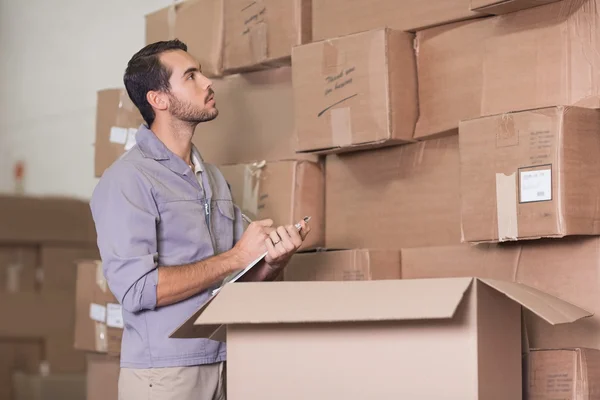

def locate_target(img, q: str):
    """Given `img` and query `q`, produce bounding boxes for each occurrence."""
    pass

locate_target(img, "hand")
[233,219,274,265]
[264,220,311,268]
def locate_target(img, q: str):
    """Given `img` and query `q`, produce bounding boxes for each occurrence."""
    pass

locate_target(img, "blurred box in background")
[94,89,143,178]
[284,249,401,282]
[223,0,311,73]
[0,340,44,400]
[220,160,324,250]
[12,372,85,400]
[145,0,224,78]
[292,29,417,154]
[86,354,119,400]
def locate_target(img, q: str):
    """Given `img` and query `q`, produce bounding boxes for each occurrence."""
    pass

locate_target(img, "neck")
[151,118,197,164]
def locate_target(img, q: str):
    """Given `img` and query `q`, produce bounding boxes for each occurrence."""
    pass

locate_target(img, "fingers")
[284,225,303,248]
[276,226,296,251]
[256,219,274,227]
[264,236,278,263]
[269,229,281,246]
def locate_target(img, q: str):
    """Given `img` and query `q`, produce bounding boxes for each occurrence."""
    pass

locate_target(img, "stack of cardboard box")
[90,0,600,398]
[0,196,99,400]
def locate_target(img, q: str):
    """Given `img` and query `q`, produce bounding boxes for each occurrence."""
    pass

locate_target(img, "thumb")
[256,218,274,227]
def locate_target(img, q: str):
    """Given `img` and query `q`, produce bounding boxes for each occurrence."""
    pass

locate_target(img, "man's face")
[160,50,218,124]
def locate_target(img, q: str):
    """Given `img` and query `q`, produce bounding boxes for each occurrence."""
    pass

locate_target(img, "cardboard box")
[0,340,44,400]
[192,67,315,165]
[471,0,561,14]
[326,135,461,250]
[459,106,600,243]
[173,279,590,399]
[414,18,494,140]
[0,246,38,293]
[525,348,600,400]
[0,196,96,245]
[401,237,600,350]
[220,160,324,250]
[145,0,224,77]
[86,354,119,400]
[222,0,311,73]
[312,0,480,42]
[13,373,86,400]
[74,261,123,355]
[40,246,99,293]
[284,249,401,282]
[94,89,143,178]
[480,0,600,117]
[45,337,86,374]
[292,29,417,154]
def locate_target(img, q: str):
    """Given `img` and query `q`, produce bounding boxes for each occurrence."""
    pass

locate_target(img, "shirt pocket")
[212,199,235,254]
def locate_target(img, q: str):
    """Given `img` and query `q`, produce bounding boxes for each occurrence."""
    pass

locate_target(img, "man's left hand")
[264,221,310,269]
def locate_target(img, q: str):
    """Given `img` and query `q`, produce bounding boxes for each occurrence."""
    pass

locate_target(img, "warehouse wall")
[0,0,171,199]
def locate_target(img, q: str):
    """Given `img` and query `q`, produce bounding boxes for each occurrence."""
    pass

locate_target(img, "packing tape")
[95,322,108,353]
[331,107,353,147]
[242,161,266,219]
[322,41,339,75]
[495,172,519,241]
[95,261,107,293]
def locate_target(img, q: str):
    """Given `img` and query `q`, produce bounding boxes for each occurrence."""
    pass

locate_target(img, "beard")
[168,91,218,124]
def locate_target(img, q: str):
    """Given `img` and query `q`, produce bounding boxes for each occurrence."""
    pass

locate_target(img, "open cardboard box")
[172,278,591,399]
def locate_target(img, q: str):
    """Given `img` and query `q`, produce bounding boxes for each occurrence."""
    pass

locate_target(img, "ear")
[147,90,169,112]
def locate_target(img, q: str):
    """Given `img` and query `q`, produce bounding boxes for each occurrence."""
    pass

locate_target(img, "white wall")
[0,0,172,199]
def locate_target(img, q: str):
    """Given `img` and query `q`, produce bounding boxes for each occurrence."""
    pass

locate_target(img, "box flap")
[479,279,593,325]
[171,278,475,338]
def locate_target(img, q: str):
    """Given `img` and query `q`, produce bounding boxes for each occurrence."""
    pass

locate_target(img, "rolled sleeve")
[233,203,245,245]
[91,162,160,313]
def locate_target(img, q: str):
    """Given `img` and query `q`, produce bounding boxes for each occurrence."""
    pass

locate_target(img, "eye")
[187,73,195,80]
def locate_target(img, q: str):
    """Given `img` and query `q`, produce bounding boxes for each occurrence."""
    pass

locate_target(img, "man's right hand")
[233,219,274,265]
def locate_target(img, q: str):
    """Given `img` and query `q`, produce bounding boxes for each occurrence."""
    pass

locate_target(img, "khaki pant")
[118,362,226,400]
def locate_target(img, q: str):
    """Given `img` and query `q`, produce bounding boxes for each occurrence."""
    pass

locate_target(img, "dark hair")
[124,39,188,127]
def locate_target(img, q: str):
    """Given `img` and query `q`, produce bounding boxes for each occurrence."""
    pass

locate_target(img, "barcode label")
[520,169,552,203]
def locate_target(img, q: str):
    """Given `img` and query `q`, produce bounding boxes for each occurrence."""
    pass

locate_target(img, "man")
[90,39,310,400]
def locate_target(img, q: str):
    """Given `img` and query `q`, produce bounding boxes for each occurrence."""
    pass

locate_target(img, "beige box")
[173,279,589,399]
[459,106,600,243]
[192,67,316,165]
[94,89,143,178]
[13,373,86,400]
[525,348,600,400]
[292,29,417,154]
[40,246,100,293]
[220,160,324,250]
[326,135,461,250]
[401,237,600,350]
[312,0,480,42]
[74,261,123,355]
[284,249,401,282]
[223,0,311,73]
[414,18,494,140]
[86,354,119,400]
[145,0,224,78]
[471,0,561,14]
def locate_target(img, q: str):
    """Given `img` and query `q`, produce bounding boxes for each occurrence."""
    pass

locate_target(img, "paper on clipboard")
[211,216,311,296]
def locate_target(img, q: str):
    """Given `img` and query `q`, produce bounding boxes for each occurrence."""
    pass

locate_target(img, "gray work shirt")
[90,125,244,368]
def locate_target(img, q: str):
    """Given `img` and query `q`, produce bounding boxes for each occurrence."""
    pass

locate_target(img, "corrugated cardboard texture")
[415,18,495,140]
[0,246,38,293]
[402,236,600,350]
[145,0,224,78]
[326,135,461,250]
[460,106,600,243]
[86,354,119,400]
[526,348,600,399]
[192,67,316,166]
[0,340,44,400]
[40,246,99,293]
[0,196,96,245]
[292,29,417,154]
[13,373,86,400]
[75,261,122,355]
[312,0,480,41]
[94,89,142,178]
[472,0,561,14]
[220,160,324,250]
[223,0,311,73]
[284,249,401,281]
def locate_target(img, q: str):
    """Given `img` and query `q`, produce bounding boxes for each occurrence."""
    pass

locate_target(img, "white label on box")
[90,303,106,323]
[106,303,124,329]
[124,128,138,151]
[109,127,128,144]
[520,169,552,203]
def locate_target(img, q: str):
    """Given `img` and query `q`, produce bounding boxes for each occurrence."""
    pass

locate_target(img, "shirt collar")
[190,145,204,174]
[135,124,170,161]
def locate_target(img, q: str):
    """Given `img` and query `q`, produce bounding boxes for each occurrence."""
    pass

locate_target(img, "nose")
[200,73,213,90]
